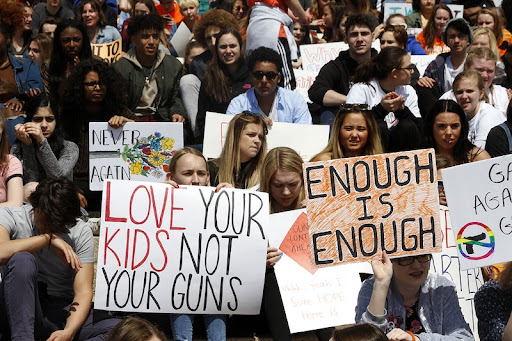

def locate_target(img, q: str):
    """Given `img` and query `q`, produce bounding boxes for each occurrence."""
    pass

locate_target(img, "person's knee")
[179,74,200,92]
[5,252,37,279]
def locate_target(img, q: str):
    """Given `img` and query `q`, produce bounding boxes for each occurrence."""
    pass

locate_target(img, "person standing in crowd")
[226,47,312,125]
[12,95,78,201]
[453,70,504,149]
[113,14,193,143]
[197,28,251,141]
[31,0,75,33]
[347,46,421,152]
[415,3,452,55]
[356,251,473,340]
[308,14,376,125]
[208,112,267,188]
[48,19,92,101]
[0,178,121,340]
[423,99,490,165]
[78,0,121,44]
[416,17,471,118]
[311,105,383,161]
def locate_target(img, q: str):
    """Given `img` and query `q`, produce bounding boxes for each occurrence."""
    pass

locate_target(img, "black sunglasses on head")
[252,71,279,80]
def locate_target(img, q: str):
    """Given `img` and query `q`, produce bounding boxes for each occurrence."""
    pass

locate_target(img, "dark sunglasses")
[252,71,279,80]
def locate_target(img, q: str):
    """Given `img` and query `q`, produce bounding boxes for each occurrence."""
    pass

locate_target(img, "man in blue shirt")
[226,47,312,125]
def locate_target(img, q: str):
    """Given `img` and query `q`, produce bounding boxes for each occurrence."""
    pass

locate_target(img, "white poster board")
[89,122,183,191]
[170,23,192,57]
[267,209,372,333]
[431,206,483,339]
[411,55,436,77]
[293,69,317,104]
[202,112,329,161]
[95,180,268,314]
[442,155,512,270]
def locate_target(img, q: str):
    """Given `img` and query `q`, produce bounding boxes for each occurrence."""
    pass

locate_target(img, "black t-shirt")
[486,121,512,157]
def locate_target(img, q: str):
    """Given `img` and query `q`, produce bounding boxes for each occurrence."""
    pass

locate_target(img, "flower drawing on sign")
[122,132,176,177]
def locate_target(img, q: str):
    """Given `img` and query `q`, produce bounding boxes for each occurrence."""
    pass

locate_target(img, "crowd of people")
[1,0,512,339]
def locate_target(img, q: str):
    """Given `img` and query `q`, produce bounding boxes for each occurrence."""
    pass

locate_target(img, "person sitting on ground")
[0,177,121,340]
[226,47,312,125]
[113,14,193,143]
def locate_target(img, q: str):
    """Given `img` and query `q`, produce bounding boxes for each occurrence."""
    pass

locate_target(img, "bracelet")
[405,331,416,341]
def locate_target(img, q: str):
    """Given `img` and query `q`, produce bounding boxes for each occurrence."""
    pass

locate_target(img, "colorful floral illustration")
[122,132,176,177]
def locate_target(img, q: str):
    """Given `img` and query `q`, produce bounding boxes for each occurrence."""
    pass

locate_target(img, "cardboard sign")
[293,69,317,104]
[202,112,329,161]
[267,209,372,333]
[91,38,122,64]
[89,122,184,191]
[94,180,269,314]
[304,149,442,266]
[411,55,436,77]
[442,155,512,270]
[431,206,483,339]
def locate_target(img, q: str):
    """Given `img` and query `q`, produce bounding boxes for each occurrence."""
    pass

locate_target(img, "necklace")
[142,62,156,86]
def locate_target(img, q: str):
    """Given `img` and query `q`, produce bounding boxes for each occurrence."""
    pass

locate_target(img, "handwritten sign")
[431,206,482,339]
[293,69,317,104]
[267,209,372,333]
[442,155,512,270]
[94,180,269,314]
[202,112,329,161]
[300,42,348,73]
[304,149,442,266]
[89,122,183,191]
[91,38,122,64]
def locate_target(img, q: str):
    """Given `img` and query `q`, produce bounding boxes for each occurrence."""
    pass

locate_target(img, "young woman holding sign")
[164,147,232,341]
[355,251,473,341]
[208,112,267,188]
[11,95,78,201]
[423,99,490,165]
[259,147,333,341]
[311,105,383,162]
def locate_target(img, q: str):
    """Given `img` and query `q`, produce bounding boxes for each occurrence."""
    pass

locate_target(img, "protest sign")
[293,69,317,103]
[411,55,436,77]
[430,206,483,339]
[442,155,512,270]
[91,38,122,64]
[95,180,269,314]
[267,209,372,333]
[89,122,183,191]
[304,149,442,266]
[202,112,329,161]
[300,42,347,73]
[170,23,192,57]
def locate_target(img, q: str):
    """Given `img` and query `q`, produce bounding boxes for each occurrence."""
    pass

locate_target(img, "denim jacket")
[9,53,44,98]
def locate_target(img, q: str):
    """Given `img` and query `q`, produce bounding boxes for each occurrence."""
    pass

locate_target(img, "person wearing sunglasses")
[355,250,473,341]
[347,46,422,152]
[226,47,312,125]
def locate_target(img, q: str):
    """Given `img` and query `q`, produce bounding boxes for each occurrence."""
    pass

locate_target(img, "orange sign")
[303,149,442,266]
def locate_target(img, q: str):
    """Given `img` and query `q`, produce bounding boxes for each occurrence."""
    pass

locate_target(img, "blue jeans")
[170,314,226,341]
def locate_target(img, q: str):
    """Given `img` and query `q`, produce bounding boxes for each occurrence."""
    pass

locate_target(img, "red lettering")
[151,230,169,272]
[124,229,130,268]
[132,229,150,270]
[170,186,185,230]
[130,185,151,224]
[103,226,121,266]
[104,182,127,222]
[443,208,456,248]
[150,185,168,228]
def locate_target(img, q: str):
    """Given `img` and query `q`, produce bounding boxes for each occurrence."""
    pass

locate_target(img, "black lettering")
[380,221,398,253]
[312,231,334,265]
[373,158,392,189]
[401,218,418,251]
[336,227,357,261]
[353,160,371,192]
[248,193,265,239]
[356,195,373,220]
[102,268,118,308]
[419,216,436,248]
[358,224,378,256]
[379,193,394,218]
[394,155,411,186]
[228,277,242,311]
[330,164,350,196]
[215,191,230,233]
[180,233,201,273]
[414,153,435,184]
[306,165,327,199]
[204,276,223,311]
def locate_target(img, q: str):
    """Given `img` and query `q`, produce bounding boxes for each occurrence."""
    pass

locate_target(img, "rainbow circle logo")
[457,222,495,260]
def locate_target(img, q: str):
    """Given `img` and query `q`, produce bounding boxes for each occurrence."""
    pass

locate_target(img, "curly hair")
[0,0,25,39]
[28,178,82,233]
[248,46,283,72]
[193,8,238,47]
[127,13,164,37]
[202,28,245,103]
[60,59,128,142]
[77,0,108,29]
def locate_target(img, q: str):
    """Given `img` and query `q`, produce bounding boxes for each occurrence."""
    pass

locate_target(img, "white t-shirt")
[467,102,505,149]
[443,56,464,92]
[440,84,509,118]
[346,78,421,118]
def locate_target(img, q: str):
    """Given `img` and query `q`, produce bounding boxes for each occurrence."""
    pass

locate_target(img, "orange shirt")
[248,0,287,12]
[416,31,450,56]
[498,28,512,57]
[156,2,184,31]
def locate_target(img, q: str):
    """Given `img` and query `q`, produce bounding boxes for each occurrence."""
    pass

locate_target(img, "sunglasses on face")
[251,71,279,80]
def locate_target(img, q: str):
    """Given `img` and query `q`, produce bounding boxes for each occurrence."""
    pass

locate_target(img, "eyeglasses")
[397,64,415,72]
[83,81,105,88]
[252,71,279,80]
[392,254,432,266]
